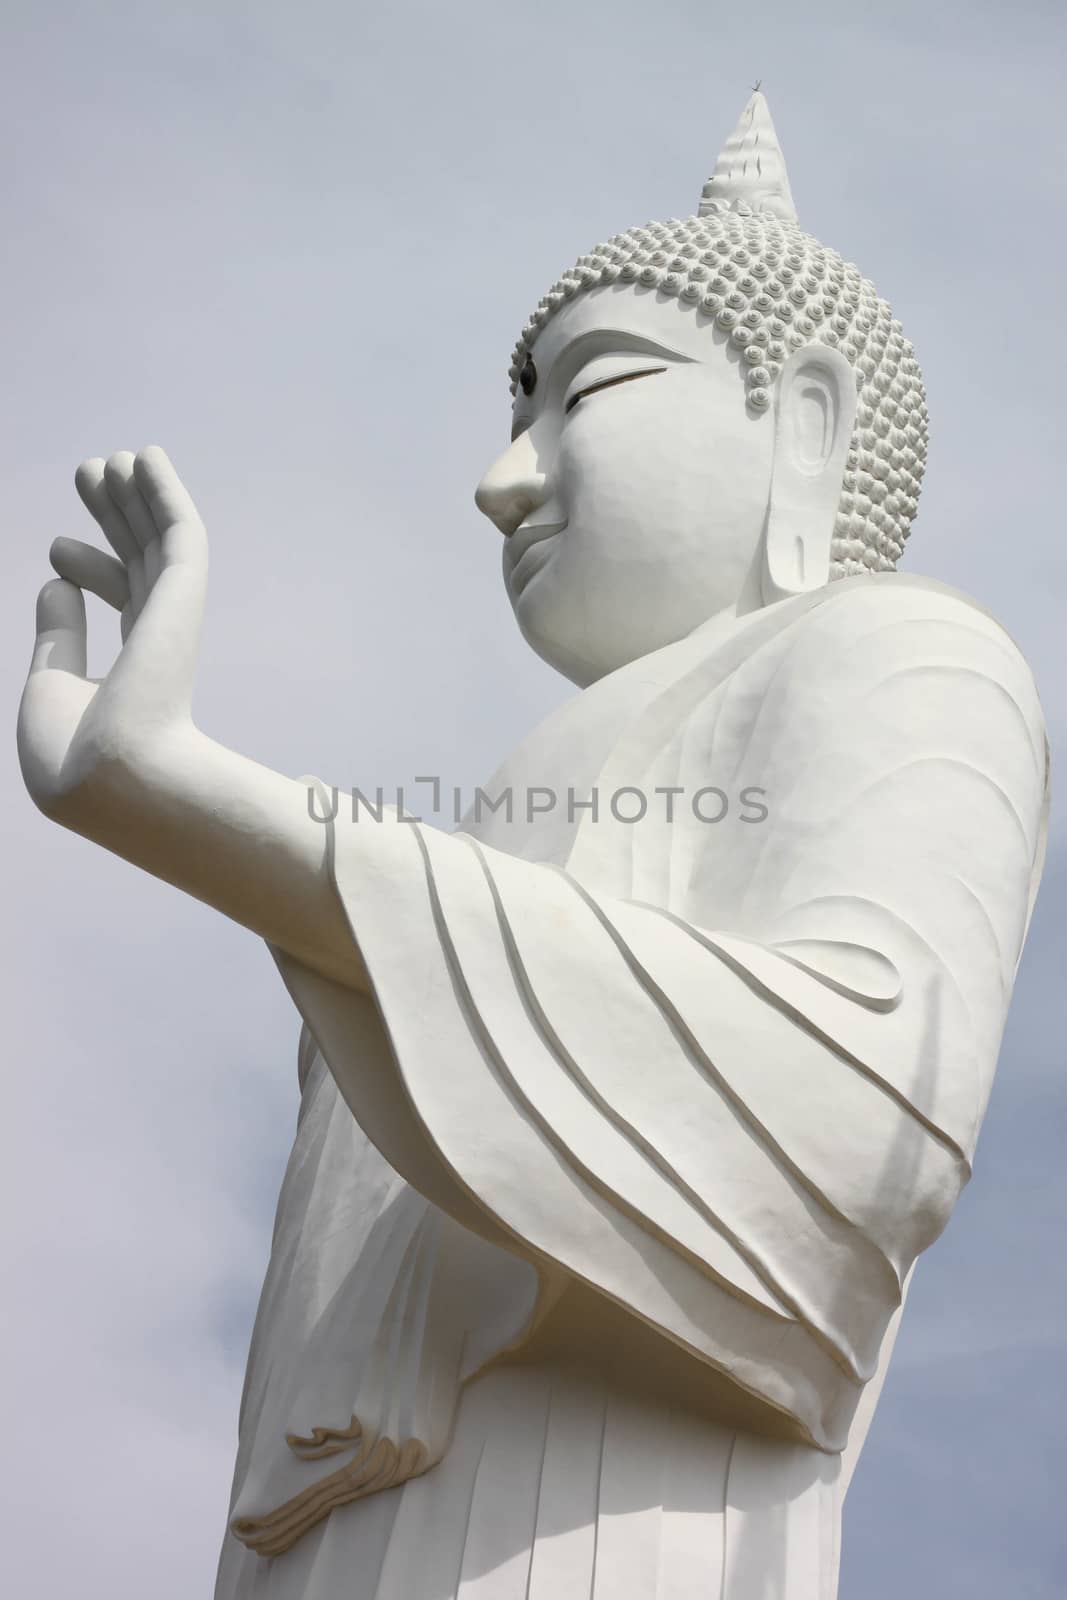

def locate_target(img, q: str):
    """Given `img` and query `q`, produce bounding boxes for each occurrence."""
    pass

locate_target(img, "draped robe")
[216,574,1047,1600]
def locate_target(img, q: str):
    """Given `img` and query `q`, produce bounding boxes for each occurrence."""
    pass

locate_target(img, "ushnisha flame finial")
[698,90,798,224]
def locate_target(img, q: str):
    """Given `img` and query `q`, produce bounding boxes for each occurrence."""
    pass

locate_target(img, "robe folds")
[224,574,1047,1567]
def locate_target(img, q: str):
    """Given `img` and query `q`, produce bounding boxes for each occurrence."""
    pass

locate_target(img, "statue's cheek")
[556,415,654,532]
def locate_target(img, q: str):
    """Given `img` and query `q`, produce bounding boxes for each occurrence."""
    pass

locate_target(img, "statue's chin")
[513,599,685,688]
[512,579,738,688]
[514,609,608,687]
[508,529,764,687]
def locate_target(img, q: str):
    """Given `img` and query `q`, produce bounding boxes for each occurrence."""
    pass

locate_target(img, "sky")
[2,1,1064,1594]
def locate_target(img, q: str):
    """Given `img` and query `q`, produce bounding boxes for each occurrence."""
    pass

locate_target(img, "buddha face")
[475,290,777,685]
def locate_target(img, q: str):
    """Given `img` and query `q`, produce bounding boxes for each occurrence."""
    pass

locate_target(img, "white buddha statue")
[18,93,1048,1600]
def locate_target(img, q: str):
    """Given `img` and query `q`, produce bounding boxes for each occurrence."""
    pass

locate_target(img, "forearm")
[45,722,370,992]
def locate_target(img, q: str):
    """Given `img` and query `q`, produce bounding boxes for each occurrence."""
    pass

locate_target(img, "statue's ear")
[761,343,858,603]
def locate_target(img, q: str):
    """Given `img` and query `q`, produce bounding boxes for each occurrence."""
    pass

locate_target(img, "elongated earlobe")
[761,345,858,603]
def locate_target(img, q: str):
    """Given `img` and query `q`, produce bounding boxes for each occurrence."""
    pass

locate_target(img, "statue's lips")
[506,520,567,594]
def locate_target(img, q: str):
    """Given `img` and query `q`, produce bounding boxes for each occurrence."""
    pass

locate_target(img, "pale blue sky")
[2,2,1064,1594]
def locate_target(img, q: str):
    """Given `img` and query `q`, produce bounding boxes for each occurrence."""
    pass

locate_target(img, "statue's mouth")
[506,520,567,596]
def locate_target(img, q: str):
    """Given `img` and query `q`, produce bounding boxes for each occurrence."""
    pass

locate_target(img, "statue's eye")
[519,355,537,397]
[564,366,668,415]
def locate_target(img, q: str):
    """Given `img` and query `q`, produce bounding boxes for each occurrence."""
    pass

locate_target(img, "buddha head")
[475,92,928,687]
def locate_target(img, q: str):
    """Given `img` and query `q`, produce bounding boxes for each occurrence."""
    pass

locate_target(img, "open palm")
[18,447,208,814]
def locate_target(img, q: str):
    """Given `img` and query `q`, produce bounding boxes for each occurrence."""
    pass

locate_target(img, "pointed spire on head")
[698,90,798,223]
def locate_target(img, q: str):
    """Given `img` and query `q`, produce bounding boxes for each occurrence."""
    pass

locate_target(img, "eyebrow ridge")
[564,366,667,414]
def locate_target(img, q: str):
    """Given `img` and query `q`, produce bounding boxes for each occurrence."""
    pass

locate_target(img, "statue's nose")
[474,432,548,538]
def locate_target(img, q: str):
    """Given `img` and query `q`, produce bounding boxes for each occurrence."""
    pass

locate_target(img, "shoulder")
[783,573,1044,720]
[750,575,1049,804]
[802,571,1026,649]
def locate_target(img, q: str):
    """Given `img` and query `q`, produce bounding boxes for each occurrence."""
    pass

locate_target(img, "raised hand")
[17,448,366,990]
[18,447,207,817]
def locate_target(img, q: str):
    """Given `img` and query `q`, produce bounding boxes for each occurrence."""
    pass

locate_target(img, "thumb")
[30,578,87,678]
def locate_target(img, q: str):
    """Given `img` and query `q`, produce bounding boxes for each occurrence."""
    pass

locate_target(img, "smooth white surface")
[15,88,1049,1600]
